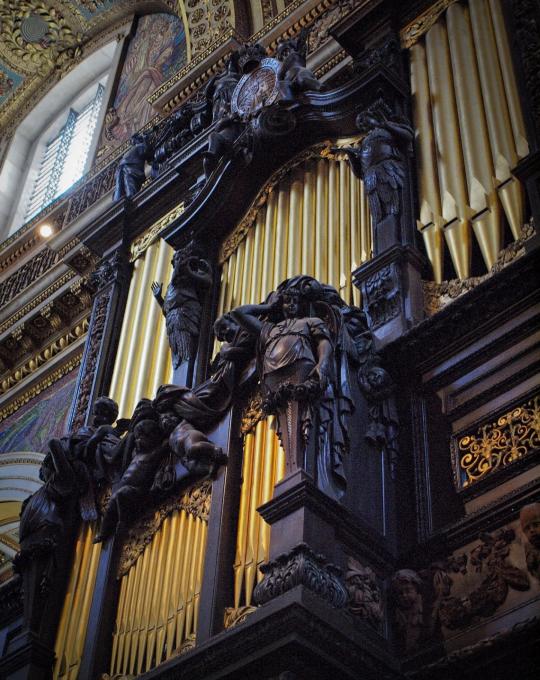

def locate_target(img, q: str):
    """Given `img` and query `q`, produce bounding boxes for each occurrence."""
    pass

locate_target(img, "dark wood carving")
[339,101,413,254]
[151,239,213,371]
[252,543,348,608]
[112,133,153,201]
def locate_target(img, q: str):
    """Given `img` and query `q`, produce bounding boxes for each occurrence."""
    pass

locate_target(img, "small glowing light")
[38,223,54,238]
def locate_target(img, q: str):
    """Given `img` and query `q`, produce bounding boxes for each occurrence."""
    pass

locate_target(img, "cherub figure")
[276,33,322,98]
[390,569,425,653]
[94,418,164,542]
[152,240,213,370]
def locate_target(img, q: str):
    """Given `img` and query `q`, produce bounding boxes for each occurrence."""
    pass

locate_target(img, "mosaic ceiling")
[0,0,182,134]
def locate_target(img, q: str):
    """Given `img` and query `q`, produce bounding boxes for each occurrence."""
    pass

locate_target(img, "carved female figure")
[231,281,347,499]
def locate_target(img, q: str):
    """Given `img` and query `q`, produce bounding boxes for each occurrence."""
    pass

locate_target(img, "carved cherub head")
[520,503,540,549]
[391,569,422,610]
[214,313,238,343]
[92,397,118,427]
[133,419,162,453]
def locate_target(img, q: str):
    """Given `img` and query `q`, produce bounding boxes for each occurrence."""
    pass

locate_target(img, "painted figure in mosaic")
[521,502,540,580]
[231,276,351,500]
[152,240,213,370]
[113,132,152,201]
[340,104,413,247]
[276,32,322,97]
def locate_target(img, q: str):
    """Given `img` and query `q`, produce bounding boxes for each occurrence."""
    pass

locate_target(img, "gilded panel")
[452,394,540,490]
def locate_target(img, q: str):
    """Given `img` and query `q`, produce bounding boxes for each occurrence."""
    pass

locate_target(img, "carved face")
[393,580,420,610]
[93,397,118,426]
[282,292,300,319]
[214,314,238,342]
[133,420,161,452]
[521,503,540,548]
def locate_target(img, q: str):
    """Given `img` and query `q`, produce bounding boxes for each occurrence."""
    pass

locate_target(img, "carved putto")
[520,503,540,580]
[345,557,383,629]
[113,132,152,201]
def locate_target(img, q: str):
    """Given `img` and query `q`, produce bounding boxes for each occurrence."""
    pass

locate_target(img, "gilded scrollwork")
[129,202,185,262]
[400,0,459,49]
[117,480,211,577]
[240,394,264,435]
[453,395,540,489]
[223,605,257,629]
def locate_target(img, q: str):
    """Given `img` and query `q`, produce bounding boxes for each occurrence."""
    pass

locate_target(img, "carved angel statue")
[231,276,354,500]
[339,103,413,248]
[152,240,213,370]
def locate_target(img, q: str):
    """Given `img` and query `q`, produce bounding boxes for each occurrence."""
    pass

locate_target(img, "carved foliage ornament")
[253,543,348,608]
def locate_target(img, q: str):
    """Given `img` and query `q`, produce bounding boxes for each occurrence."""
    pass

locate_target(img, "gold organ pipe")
[257,422,275,581]
[156,515,175,663]
[233,432,255,608]
[53,525,86,678]
[122,551,142,674]
[446,2,502,269]
[177,513,196,649]
[261,199,276,301]
[193,519,208,634]
[144,527,165,671]
[339,159,351,298]
[425,21,471,279]
[166,509,187,658]
[469,0,517,183]
[488,0,529,160]
[327,160,338,289]
[315,159,328,282]
[302,160,315,276]
[469,0,524,241]
[250,212,264,303]
[275,182,289,286]
[109,257,141,401]
[287,169,303,278]
[244,420,265,605]
[150,252,173,395]
[410,41,444,283]
[111,564,131,674]
[241,227,254,306]
[184,515,202,641]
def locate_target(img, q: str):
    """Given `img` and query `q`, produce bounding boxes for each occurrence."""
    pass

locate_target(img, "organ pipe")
[411,0,529,277]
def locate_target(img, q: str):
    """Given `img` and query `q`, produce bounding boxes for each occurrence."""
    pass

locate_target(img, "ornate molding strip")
[452,393,540,490]
[129,202,185,262]
[0,318,88,395]
[223,605,257,629]
[118,480,211,577]
[400,0,459,49]
[0,271,75,335]
[0,247,58,308]
[0,351,82,422]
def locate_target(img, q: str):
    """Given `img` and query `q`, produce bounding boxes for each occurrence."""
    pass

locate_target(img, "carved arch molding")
[0,0,238,137]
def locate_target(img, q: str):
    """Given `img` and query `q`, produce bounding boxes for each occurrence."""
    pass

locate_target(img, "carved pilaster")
[353,245,425,347]
[68,251,131,430]
[253,543,348,609]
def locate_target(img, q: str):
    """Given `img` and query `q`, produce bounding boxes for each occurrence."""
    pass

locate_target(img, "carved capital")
[253,543,348,608]
[364,263,401,329]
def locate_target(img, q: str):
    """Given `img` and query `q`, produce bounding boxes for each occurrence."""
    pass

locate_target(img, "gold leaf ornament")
[0,1,83,77]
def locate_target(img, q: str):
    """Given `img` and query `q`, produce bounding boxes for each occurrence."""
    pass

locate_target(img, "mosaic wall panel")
[98,12,187,156]
[0,371,77,454]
